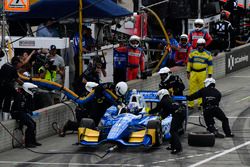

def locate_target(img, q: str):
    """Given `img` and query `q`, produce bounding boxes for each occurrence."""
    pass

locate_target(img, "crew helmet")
[194,19,204,31]
[180,34,188,45]
[85,82,99,92]
[204,78,216,87]
[158,67,171,74]
[158,67,172,82]
[129,35,140,48]
[22,82,38,97]
[157,89,169,101]
[197,38,206,46]
[115,81,128,96]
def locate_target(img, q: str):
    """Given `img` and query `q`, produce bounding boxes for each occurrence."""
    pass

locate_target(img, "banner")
[225,45,250,74]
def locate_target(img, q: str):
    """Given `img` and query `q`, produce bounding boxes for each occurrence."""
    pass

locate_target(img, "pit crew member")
[186,38,213,109]
[188,19,213,49]
[187,78,234,138]
[149,89,185,154]
[158,67,185,96]
[60,81,128,137]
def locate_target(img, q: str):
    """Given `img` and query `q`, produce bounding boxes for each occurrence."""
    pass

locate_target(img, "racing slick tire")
[188,132,215,147]
[147,120,163,146]
[79,118,95,129]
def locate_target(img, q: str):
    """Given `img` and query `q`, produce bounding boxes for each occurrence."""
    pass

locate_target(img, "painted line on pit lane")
[230,76,250,78]
[188,141,250,167]
[0,161,144,167]
[189,116,250,119]
[152,151,223,164]
[235,96,250,103]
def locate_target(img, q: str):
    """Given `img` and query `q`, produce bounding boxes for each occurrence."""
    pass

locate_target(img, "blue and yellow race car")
[77,90,187,147]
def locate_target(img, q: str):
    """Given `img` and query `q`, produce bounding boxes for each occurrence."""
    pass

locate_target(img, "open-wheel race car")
[77,90,187,147]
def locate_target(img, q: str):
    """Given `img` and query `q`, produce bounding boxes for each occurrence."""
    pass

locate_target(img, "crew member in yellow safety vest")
[186,38,213,109]
[38,59,57,82]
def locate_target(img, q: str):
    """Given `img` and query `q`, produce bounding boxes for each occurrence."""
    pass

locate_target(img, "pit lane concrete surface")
[0,67,250,167]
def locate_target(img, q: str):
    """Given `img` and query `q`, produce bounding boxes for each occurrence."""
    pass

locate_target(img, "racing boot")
[166,144,172,150]
[214,131,224,138]
[225,133,234,138]
[171,149,182,154]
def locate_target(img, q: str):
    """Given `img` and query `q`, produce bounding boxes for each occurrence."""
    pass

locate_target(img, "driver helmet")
[157,89,169,101]
[115,81,128,96]
[158,67,172,82]
[85,82,99,92]
[194,19,204,31]
[127,102,141,114]
[22,82,38,97]
[180,34,188,46]
[129,35,141,48]
[204,78,216,87]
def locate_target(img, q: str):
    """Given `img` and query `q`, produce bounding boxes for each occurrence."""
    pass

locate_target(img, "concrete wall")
[0,102,75,152]
[128,52,226,90]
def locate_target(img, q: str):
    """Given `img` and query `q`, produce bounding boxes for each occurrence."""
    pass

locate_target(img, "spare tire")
[188,132,215,147]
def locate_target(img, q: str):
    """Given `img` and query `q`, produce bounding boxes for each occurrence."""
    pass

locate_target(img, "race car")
[77,90,187,147]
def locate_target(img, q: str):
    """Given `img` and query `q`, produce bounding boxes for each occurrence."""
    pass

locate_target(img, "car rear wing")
[126,90,186,103]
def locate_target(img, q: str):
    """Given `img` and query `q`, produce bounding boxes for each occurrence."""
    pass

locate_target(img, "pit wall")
[0,44,249,153]
[0,102,75,152]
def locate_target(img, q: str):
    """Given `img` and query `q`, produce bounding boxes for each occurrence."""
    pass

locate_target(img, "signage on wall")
[4,0,30,12]
[225,45,250,74]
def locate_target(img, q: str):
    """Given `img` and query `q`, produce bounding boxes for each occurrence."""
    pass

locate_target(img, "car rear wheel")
[79,118,95,129]
[147,120,163,146]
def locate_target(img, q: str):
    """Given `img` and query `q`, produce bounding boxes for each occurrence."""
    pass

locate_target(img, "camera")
[46,59,57,71]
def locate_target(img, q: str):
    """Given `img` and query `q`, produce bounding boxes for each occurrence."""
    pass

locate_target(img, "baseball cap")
[50,45,56,50]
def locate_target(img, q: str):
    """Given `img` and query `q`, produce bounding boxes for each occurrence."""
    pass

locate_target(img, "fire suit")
[159,75,185,96]
[127,47,145,81]
[10,89,39,146]
[149,95,185,153]
[213,20,234,51]
[187,86,233,136]
[114,47,128,83]
[188,29,213,49]
[175,43,192,66]
[186,49,213,107]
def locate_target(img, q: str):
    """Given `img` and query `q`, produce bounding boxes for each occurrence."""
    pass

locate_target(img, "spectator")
[160,29,179,68]
[73,26,95,79]
[36,18,59,37]
[38,59,57,82]
[73,59,102,96]
[175,34,192,66]
[19,50,36,76]
[212,10,234,52]
[188,19,213,49]
[48,45,65,85]
[186,38,213,109]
